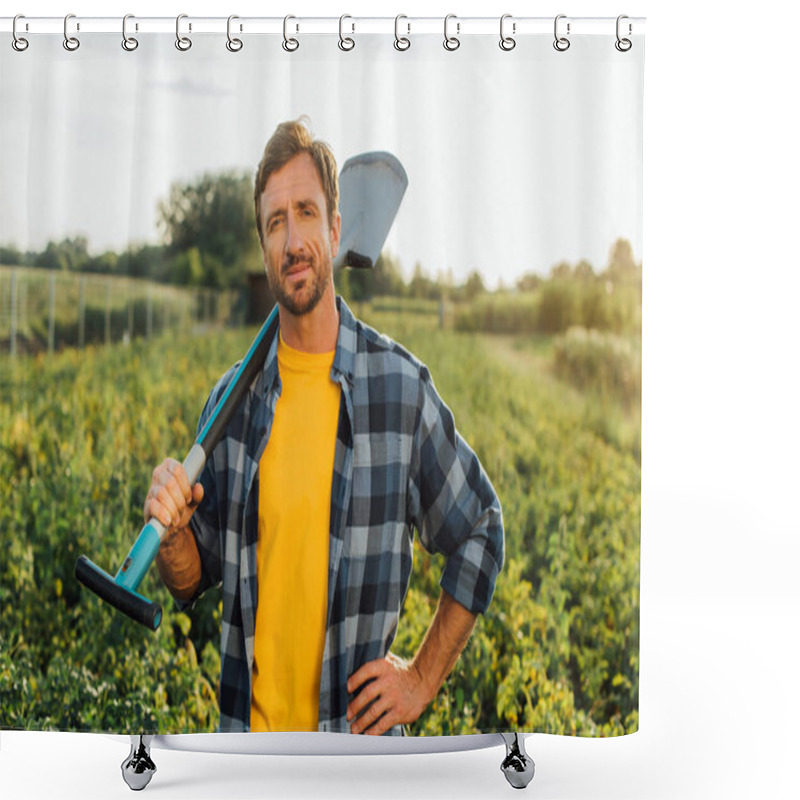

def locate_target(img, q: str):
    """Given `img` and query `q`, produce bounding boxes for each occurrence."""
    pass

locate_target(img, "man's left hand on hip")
[346,652,431,735]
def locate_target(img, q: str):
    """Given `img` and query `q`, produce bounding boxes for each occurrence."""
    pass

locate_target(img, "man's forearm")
[155,525,202,602]
[410,590,478,704]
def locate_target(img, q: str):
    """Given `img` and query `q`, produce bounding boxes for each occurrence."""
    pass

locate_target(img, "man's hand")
[145,458,204,534]
[346,652,432,735]
[346,591,478,736]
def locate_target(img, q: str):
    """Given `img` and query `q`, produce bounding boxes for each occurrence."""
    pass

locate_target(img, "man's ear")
[329,211,342,259]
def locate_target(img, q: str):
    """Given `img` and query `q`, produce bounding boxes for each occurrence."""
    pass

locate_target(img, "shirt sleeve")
[407,365,505,615]
[175,460,222,611]
[173,368,235,611]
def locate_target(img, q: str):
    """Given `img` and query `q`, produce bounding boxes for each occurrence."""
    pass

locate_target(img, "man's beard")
[267,253,330,317]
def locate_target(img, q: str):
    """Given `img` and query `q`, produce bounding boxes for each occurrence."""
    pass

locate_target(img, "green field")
[0,304,640,736]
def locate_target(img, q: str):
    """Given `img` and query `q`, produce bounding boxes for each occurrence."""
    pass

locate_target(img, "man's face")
[259,152,340,317]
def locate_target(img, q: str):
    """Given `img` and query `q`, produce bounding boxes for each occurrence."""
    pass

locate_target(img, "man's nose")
[285,214,305,255]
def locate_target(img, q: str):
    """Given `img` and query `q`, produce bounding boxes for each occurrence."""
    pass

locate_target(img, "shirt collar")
[258,295,357,396]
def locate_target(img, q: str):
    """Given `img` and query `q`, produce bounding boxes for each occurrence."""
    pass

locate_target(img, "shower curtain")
[0,17,644,741]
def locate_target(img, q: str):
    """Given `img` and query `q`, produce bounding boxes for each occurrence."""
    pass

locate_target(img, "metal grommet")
[63,13,80,51]
[12,15,29,52]
[226,15,243,52]
[122,14,139,51]
[338,14,355,51]
[499,14,516,51]
[176,14,192,51]
[615,15,632,52]
[394,15,410,51]
[283,15,299,52]
[553,14,570,52]
[443,14,460,51]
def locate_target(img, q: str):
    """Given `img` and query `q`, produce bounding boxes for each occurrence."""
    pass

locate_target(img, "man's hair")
[253,117,339,247]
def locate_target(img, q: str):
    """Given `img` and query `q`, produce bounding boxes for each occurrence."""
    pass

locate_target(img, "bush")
[453,294,539,335]
[553,327,641,408]
[453,272,641,337]
[537,280,580,334]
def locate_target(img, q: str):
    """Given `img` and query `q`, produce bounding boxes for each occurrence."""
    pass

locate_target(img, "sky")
[0,30,643,287]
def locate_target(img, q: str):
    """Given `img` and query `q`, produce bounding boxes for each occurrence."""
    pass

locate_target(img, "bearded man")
[146,118,504,735]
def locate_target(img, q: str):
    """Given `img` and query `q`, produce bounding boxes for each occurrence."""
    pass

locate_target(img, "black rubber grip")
[75,556,163,631]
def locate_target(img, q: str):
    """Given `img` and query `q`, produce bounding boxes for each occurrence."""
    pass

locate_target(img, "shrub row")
[454,278,641,336]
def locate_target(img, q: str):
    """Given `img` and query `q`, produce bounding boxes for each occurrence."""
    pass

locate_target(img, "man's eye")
[268,217,283,232]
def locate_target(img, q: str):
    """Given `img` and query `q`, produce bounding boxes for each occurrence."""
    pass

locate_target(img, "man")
[146,118,504,736]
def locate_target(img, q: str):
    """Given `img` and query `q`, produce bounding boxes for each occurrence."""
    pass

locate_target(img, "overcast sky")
[1,32,643,286]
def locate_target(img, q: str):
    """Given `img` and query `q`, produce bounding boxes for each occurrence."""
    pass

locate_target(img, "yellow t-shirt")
[250,335,341,732]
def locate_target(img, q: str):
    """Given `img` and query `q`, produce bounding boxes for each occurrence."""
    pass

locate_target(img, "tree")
[339,264,371,303]
[157,171,260,288]
[409,262,440,301]
[463,270,486,301]
[86,251,119,274]
[516,272,543,293]
[33,237,90,272]
[607,238,637,275]
[373,252,406,297]
[118,244,169,281]
[574,260,595,281]
[550,261,572,280]
[0,243,23,266]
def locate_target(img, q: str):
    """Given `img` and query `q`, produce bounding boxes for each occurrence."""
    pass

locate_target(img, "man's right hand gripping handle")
[146,457,204,603]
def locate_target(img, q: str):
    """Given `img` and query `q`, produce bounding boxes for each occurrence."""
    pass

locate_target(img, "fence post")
[19,271,28,352]
[9,268,17,357]
[78,275,86,349]
[48,271,56,353]
[127,280,133,343]
[105,277,111,345]
[146,285,153,339]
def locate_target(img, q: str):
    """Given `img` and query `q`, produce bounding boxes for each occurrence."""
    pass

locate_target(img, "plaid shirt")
[184,297,504,733]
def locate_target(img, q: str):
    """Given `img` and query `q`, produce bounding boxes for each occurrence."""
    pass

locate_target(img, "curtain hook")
[63,13,80,51]
[227,15,243,52]
[122,14,139,51]
[500,14,516,51]
[394,15,410,51]
[175,14,192,51]
[615,15,632,52]
[283,15,299,52]
[553,14,570,52]
[443,14,460,51]
[338,15,355,51]
[12,15,29,52]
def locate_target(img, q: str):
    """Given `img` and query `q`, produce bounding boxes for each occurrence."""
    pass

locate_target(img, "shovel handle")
[75,305,281,630]
[195,305,279,457]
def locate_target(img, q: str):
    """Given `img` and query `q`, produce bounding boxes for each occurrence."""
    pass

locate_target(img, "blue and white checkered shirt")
[184,297,504,733]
